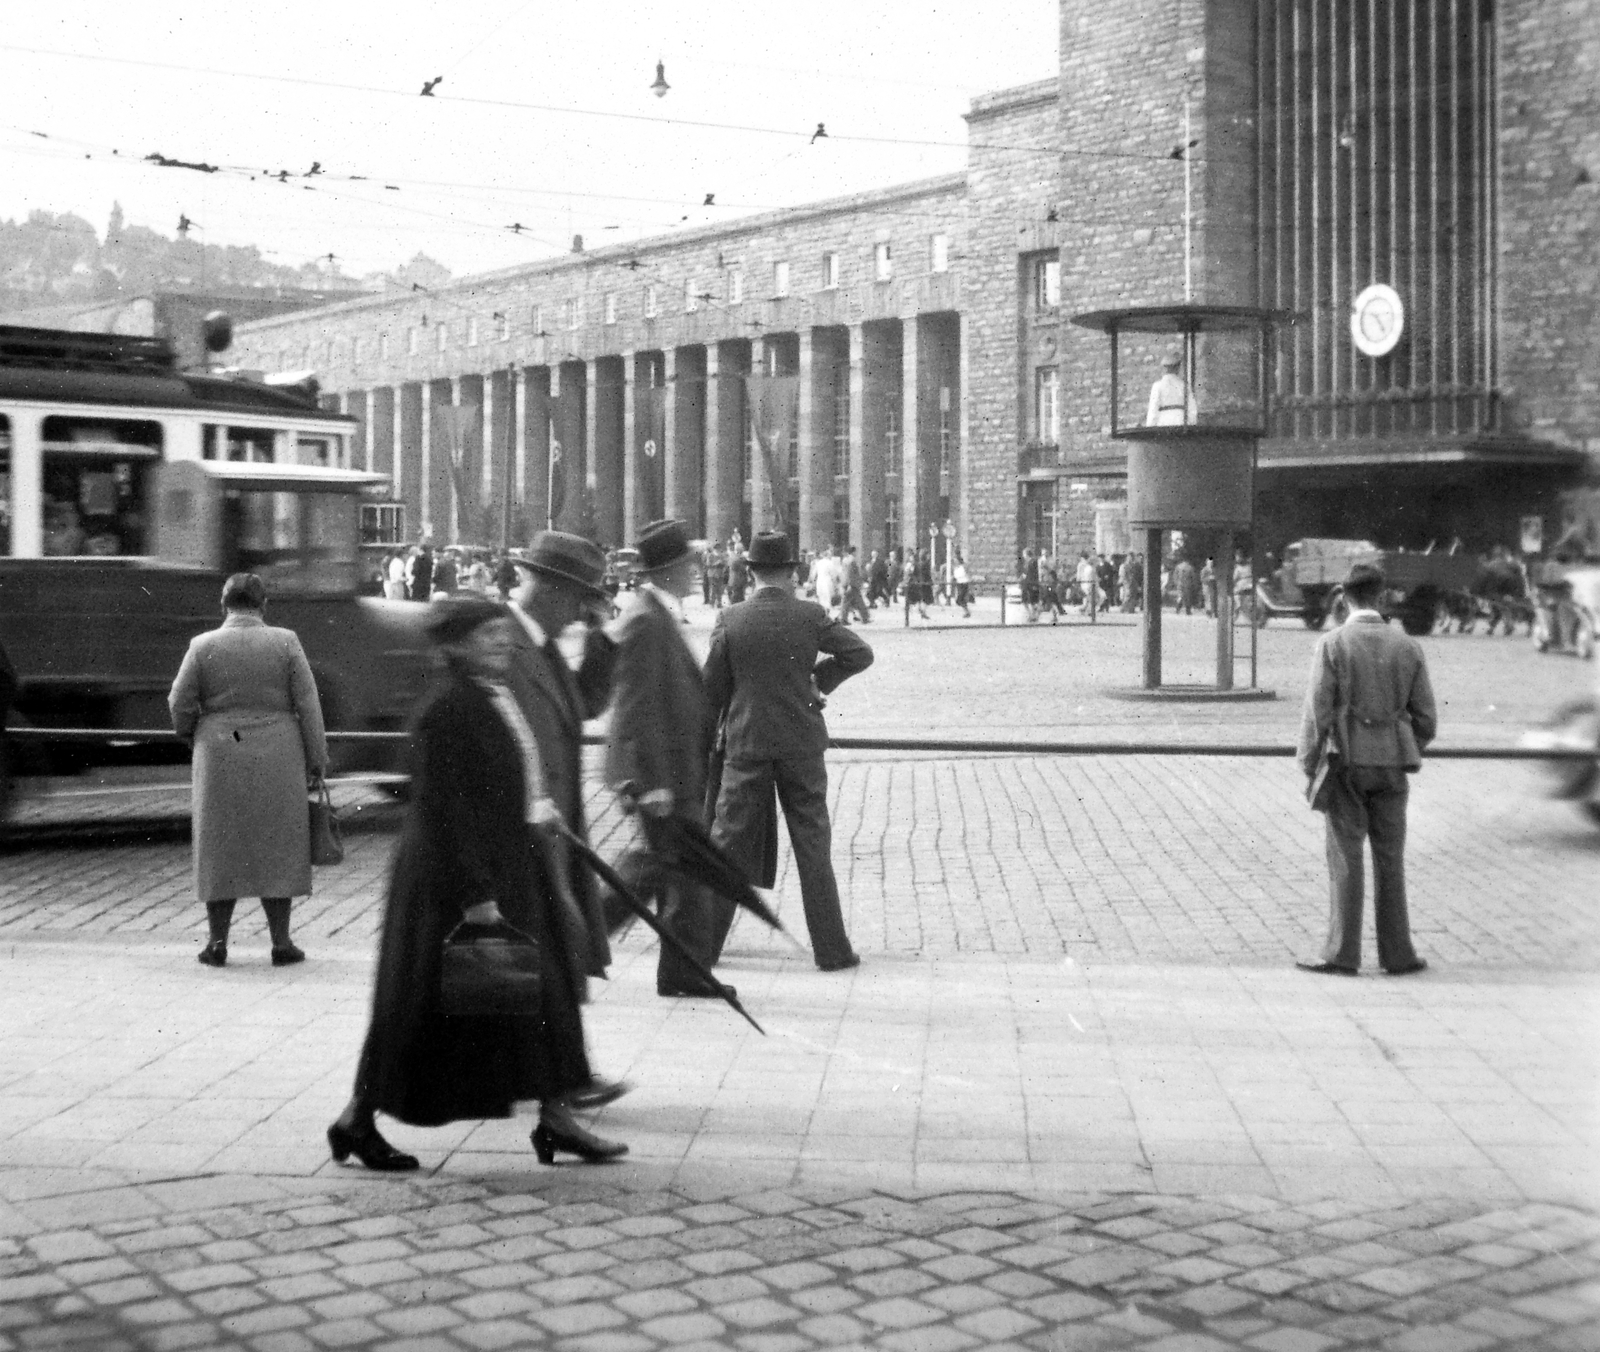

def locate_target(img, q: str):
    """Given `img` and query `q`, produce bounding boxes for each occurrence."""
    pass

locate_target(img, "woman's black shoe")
[197,941,227,967]
[271,944,306,966]
[532,1121,628,1165]
[327,1122,420,1172]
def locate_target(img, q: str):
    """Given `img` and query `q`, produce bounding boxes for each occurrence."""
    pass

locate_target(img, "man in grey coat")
[1295,563,1437,977]
[704,531,873,971]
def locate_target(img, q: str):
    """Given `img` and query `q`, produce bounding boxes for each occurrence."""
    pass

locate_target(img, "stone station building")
[225,0,1599,579]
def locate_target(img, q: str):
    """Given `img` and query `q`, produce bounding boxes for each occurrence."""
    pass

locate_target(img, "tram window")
[204,425,276,462]
[360,502,405,545]
[227,489,358,595]
[39,417,160,557]
[0,414,10,555]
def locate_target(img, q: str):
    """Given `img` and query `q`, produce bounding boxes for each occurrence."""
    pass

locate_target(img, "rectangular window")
[821,252,839,289]
[205,425,276,464]
[874,242,892,281]
[39,415,162,557]
[436,324,449,352]
[227,488,358,595]
[644,285,659,319]
[1035,367,1060,443]
[885,494,900,549]
[685,280,698,313]
[773,261,790,298]
[297,435,337,468]
[466,318,478,347]
[833,495,850,551]
[604,294,618,325]
[407,328,418,355]
[360,502,406,546]
[1036,258,1061,310]
[729,272,744,304]
[930,234,950,273]
[938,387,955,494]
[532,305,544,334]
[884,407,901,470]
[564,299,581,331]
[379,333,390,360]
[495,312,510,341]
[351,338,363,371]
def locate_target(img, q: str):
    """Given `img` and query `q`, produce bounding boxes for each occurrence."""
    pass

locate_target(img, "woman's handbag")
[438,919,543,1018]
[308,779,344,865]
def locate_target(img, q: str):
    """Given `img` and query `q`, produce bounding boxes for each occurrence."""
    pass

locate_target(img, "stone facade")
[227,0,1599,575]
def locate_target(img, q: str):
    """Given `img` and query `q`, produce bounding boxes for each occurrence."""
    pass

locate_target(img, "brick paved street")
[2,610,1597,1348]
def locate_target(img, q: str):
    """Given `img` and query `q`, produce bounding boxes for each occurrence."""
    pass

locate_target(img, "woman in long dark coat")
[327,598,625,1171]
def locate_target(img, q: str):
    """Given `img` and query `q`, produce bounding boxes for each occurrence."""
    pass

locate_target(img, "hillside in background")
[0,203,451,312]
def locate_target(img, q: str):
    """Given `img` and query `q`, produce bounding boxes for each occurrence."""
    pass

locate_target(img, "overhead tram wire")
[0,41,1208,167]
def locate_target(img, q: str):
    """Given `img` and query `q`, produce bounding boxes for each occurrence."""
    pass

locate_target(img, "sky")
[0,0,1059,282]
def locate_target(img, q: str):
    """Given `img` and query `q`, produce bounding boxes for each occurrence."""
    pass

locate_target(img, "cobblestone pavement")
[2,612,1597,1348]
[2,1172,1598,1352]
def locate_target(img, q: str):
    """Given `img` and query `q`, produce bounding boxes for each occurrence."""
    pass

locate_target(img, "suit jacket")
[605,588,713,817]
[704,586,873,763]
[504,608,617,974]
[1296,612,1438,775]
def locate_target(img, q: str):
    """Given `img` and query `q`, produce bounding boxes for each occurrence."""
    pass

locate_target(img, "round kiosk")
[1069,304,1294,696]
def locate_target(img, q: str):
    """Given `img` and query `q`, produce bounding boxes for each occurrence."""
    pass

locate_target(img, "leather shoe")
[1384,959,1428,976]
[659,982,735,999]
[818,954,860,972]
[1295,960,1357,976]
[566,1077,632,1110]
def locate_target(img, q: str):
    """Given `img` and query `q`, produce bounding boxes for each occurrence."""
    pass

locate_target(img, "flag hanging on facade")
[743,373,797,531]
[547,417,566,527]
[643,383,667,522]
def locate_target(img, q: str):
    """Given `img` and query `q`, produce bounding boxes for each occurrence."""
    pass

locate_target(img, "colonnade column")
[846,324,868,554]
[392,386,405,501]
[513,368,527,511]
[419,381,433,541]
[702,347,726,539]
[363,390,377,472]
[796,329,826,551]
[660,348,681,526]
[584,359,601,538]
[900,318,921,552]
[621,351,640,540]
[481,373,496,516]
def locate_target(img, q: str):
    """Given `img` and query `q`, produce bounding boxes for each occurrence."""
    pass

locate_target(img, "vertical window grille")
[938,387,954,494]
[787,403,799,479]
[1035,367,1060,443]
[1258,0,1495,441]
[1036,258,1061,310]
[833,370,850,479]
[885,406,901,466]
[885,495,901,549]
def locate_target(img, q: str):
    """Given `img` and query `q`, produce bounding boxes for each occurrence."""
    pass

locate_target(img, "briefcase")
[309,779,344,865]
[438,920,543,1019]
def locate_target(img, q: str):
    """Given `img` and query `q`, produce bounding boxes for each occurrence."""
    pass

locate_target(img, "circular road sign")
[1351,283,1405,358]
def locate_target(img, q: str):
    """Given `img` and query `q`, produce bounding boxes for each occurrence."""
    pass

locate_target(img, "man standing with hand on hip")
[605,519,722,998]
[1295,563,1437,977]
[705,531,873,972]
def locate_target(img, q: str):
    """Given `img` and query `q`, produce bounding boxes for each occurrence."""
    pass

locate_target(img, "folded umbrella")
[550,820,766,1035]
[638,812,799,947]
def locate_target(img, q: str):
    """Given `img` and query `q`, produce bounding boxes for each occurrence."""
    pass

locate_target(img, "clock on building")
[1350,283,1405,357]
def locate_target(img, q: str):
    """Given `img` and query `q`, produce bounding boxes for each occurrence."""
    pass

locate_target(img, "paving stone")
[639,1311,728,1343]
[855,1296,943,1328]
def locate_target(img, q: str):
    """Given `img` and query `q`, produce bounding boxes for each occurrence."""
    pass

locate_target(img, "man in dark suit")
[705,531,873,971]
[606,520,721,997]
[1295,563,1437,977]
[504,533,618,987]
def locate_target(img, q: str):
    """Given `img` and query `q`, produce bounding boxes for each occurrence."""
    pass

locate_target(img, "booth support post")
[1215,529,1235,690]
[1142,527,1163,689]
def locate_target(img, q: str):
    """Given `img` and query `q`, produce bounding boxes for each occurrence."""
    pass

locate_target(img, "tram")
[0,325,357,560]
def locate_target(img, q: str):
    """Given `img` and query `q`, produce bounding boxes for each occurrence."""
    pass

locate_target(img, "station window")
[1035,367,1060,443]
[833,374,850,478]
[532,304,544,334]
[644,285,659,319]
[874,242,893,282]
[351,338,364,371]
[379,333,391,361]
[39,415,161,556]
[728,272,744,304]
[361,501,406,546]
[773,261,790,298]
[821,252,840,290]
[407,328,419,355]
[931,234,950,273]
[1036,257,1061,310]
[685,281,698,313]
[885,406,901,467]
[833,495,850,550]
[225,488,359,595]
[436,324,449,352]
[604,294,619,325]
[466,317,479,348]
[495,312,510,342]
[297,435,337,468]
[564,299,581,330]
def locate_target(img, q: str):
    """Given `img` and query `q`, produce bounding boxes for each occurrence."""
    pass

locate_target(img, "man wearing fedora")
[505,534,620,1003]
[705,530,873,972]
[605,520,722,997]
